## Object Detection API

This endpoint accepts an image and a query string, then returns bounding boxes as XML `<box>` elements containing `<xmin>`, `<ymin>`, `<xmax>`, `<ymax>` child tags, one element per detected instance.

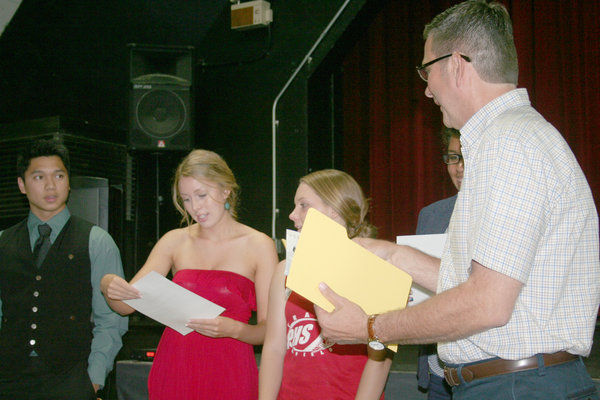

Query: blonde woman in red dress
<box><xmin>101</xmin><ymin>149</ymin><xmax>278</xmax><ymax>399</ymax></box>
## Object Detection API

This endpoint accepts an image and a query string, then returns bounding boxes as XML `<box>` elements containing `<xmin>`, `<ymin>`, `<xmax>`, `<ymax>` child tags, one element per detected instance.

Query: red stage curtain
<box><xmin>342</xmin><ymin>0</ymin><xmax>600</xmax><ymax>241</ymax></box>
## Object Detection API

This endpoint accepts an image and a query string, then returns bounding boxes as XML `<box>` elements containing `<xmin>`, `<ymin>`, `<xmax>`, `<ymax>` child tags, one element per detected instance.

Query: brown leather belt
<box><xmin>443</xmin><ymin>351</ymin><xmax>578</xmax><ymax>387</ymax></box>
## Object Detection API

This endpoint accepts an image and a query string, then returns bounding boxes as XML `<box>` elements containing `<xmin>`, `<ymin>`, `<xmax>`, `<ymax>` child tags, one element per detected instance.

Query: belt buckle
<box><xmin>444</xmin><ymin>366</ymin><xmax>460</xmax><ymax>387</ymax></box>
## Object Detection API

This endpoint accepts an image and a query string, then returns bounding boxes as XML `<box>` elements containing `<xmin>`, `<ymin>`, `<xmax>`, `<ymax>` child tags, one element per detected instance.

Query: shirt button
<box><xmin>31</xmin><ymin>323</ymin><xmax>37</xmax><ymax>329</ymax></box>
<box><xmin>69</xmin><ymin>315</ymin><xmax>76</xmax><ymax>321</ymax></box>
<box><xmin>32</xmin><ymin>306</ymin><xmax>38</xmax><ymax>312</ymax></box>
<box><xmin>33</xmin><ymin>291</ymin><xmax>39</xmax><ymax>297</ymax></box>
<box><xmin>35</xmin><ymin>275</ymin><xmax>42</xmax><ymax>281</ymax></box>
<box><xmin>29</xmin><ymin>339</ymin><xmax>36</xmax><ymax>346</ymax></box>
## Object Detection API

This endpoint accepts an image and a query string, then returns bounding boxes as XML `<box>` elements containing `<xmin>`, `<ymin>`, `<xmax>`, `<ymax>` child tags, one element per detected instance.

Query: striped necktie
<box><xmin>33</xmin><ymin>224</ymin><xmax>52</xmax><ymax>268</ymax></box>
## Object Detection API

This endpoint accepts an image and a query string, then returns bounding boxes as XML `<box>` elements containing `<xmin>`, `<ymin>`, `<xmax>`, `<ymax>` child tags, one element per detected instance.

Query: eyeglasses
<box><xmin>416</xmin><ymin>54</ymin><xmax>471</xmax><ymax>82</ymax></box>
<box><xmin>443</xmin><ymin>153</ymin><xmax>463</xmax><ymax>165</ymax></box>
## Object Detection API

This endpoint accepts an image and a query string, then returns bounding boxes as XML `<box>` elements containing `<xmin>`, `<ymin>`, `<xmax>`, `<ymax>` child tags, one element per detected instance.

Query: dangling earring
<box><xmin>224</xmin><ymin>201</ymin><xmax>231</xmax><ymax>211</ymax></box>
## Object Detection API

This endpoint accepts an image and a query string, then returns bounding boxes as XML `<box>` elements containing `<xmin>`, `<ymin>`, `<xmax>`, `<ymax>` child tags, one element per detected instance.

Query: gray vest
<box><xmin>0</xmin><ymin>216</ymin><xmax>93</xmax><ymax>374</ymax></box>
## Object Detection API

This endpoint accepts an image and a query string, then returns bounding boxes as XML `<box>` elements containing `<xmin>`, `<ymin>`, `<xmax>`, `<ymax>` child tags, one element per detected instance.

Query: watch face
<box><xmin>368</xmin><ymin>340</ymin><xmax>385</xmax><ymax>351</ymax></box>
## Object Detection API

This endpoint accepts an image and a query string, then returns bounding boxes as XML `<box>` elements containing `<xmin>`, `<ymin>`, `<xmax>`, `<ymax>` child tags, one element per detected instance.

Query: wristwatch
<box><xmin>367</xmin><ymin>314</ymin><xmax>386</xmax><ymax>359</ymax></box>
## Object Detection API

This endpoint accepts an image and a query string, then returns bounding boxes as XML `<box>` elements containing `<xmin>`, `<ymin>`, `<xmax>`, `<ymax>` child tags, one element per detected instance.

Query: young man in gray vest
<box><xmin>0</xmin><ymin>138</ymin><xmax>128</xmax><ymax>399</ymax></box>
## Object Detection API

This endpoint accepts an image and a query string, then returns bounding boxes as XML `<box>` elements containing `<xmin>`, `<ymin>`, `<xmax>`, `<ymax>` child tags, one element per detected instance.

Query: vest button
<box><xmin>29</xmin><ymin>339</ymin><xmax>36</xmax><ymax>346</ymax></box>
<box><xmin>70</xmin><ymin>315</ymin><xmax>76</xmax><ymax>321</ymax></box>
<box><xmin>33</xmin><ymin>291</ymin><xmax>39</xmax><ymax>297</ymax></box>
<box><xmin>35</xmin><ymin>275</ymin><xmax>42</xmax><ymax>281</ymax></box>
<box><xmin>31</xmin><ymin>323</ymin><xmax>37</xmax><ymax>329</ymax></box>
<box><xmin>32</xmin><ymin>306</ymin><xmax>38</xmax><ymax>312</ymax></box>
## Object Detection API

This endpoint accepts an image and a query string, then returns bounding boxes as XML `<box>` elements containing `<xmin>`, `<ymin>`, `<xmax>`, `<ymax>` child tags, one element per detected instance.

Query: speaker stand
<box><xmin>153</xmin><ymin>153</ymin><xmax>162</xmax><ymax>242</ymax></box>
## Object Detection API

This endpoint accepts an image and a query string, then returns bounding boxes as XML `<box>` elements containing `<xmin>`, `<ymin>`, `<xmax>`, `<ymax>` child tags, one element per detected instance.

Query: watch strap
<box><xmin>367</xmin><ymin>314</ymin><xmax>387</xmax><ymax>361</ymax></box>
<box><xmin>368</xmin><ymin>314</ymin><xmax>380</xmax><ymax>342</ymax></box>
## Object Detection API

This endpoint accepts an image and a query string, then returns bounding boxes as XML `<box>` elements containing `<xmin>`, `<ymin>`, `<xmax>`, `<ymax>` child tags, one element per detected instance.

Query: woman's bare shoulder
<box><xmin>158</xmin><ymin>226</ymin><xmax>191</xmax><ymax>246</ymax></box>
<box><xmin>237</xmin><ymin>223</ymin><xmax>275</xmax><ymax>247</ymax></box>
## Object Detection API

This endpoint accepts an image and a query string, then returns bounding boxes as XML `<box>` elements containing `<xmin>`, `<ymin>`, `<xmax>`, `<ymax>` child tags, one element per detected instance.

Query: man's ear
<box><xmin>17</xmin><ymin>177</ymin><xmax>26</xmax><ymax>194</ymax></box>
<box><xmin>452</xmin><ymin>52</ymin><xmax>467</xmax><ymax>87</ymax></box>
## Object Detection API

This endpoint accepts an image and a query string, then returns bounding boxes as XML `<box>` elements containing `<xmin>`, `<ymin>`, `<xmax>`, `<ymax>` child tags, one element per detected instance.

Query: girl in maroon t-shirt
<box><xmin>259</xmin><ymin>169</ymin><xmax>390</xmax><ymax>400</ymax></box>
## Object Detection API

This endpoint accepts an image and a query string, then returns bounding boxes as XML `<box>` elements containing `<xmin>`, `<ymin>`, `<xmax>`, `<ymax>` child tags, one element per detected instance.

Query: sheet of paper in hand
<box><xmin>284</xmin><ymin>228</ymin><xmax>300</xmax><ymax>276</ymax></box>
<box><xmin>395</xmin><ymin>234</ymin><xmax>446</xmax><ymax>306</ymax></box>
<box><xmin>123</xmin><ymin>271</ymin><xmax>225</xmax><ymax>335</ymax></box>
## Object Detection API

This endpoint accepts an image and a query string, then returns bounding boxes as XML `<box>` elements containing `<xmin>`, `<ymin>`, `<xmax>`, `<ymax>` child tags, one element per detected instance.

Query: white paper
<box><xmin>123</xmin><ymin>271</ymin><xmax>225</xmax><ymax>335</ymax></box>
<box><xmin>396</xmin><ymin>234</ymin><xmax>446</xmax><ymax>306</ymax></box>
<box><xmin>284</xmin><ymin>229</ymin><xmax>300</xmax><ymax>276</ymax></box>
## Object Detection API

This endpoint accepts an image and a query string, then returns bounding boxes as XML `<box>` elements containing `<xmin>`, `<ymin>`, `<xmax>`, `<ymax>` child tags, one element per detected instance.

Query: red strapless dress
<box><xmin>148</xmin><ymin>269</ymin><xmax>258</xmax><ymax>400</ymax></box>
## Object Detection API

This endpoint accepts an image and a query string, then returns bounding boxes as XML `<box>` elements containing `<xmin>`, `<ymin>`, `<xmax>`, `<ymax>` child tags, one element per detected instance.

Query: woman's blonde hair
<box><xmin>300</xmin><ymin>169</ymin><xmax>376</xmax><ymax>239</ymax></box>
<box><xmin>172</xmin><ymin>149</ymin><xmax>240</xmax><ymax>226</ymax></box>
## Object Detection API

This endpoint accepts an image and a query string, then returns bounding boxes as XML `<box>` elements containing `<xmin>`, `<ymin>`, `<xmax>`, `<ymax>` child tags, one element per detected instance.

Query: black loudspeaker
<box><xmin>128</xmin><ymin>44</ymin><xmax>194</xmax><ymax>151</ymax></box>
<box><xmin>68</xmin><ymin>176</ymin><xmax>109</xmax><ymax>231</ymax></box>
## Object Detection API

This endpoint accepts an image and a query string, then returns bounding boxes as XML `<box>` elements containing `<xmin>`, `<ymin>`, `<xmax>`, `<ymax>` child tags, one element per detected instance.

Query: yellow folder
<box><xmin>286</xmin><ymin>208</ymin><xmax>412</xmax><ymax>350</ymax></box>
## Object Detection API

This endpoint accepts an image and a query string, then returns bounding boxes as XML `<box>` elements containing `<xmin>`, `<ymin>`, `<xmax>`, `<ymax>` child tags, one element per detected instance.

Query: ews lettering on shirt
<box><xmin>287</xmin><ymin>312</ymin><xmax>333</xmax><ymax>356</ymax></box>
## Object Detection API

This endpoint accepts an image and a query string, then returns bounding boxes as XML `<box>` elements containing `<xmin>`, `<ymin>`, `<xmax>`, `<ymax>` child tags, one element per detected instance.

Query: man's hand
<box><xmin>93</xmin><ymin>383</ymin><xmax>103</xmax><ymax>400</ymax></box>
<box><xmin>314</xmin><ymin>282</ymin><xmax>369</xmax><ymax>344</ymax></box>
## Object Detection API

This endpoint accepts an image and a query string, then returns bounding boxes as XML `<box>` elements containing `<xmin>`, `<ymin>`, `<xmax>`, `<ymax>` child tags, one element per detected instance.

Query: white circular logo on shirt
<box><xmin>287</xmin><ymin>312</ymin><xmax>333</xmax><ymax>356</ymax></box>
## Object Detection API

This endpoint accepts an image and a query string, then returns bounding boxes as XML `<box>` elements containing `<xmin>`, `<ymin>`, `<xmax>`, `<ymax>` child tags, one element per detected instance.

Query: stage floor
<box><xmin>107</xmin><ymin>316</ymin><xmax>600</xmax><ymax>399</ymax></box>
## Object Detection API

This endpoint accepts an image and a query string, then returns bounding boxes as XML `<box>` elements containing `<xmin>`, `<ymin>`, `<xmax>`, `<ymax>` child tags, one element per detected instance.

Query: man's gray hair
<box><xmin>423</xmin><ymin>0</ymin><xmax>518</xmax><ymax>85</ymax></box>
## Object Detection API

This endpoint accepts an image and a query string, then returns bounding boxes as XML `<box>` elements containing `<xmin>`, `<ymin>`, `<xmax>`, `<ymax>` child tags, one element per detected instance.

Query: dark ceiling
<box><xmin>0</xmin><ymin>0</ymin><xmax>229</xmax><ymax>133</ymax></box>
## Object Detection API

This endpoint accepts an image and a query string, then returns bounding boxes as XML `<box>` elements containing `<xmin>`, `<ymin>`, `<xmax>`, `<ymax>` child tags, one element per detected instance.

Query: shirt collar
<box><xmin>460</xmin><ymin>88</ymin><xmax>530</xmax><ymax>160</ymax></box>
<box><xmin>27</xmin><ymin>207</ymin><xmax>71</xmax><ymax>242</ymax></box>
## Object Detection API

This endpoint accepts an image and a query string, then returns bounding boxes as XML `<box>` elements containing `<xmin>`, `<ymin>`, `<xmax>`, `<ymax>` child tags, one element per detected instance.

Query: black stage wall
<box><xmin>0</xmin><ymin>1</ymin><xmax>384</xmax><ymax>275</ymax></box>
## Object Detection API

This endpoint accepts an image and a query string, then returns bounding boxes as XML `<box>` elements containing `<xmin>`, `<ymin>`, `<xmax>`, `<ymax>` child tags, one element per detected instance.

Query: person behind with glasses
<box><xmin>415</xmin><ymin>127</ymin><xmax>461</xmax><ymax>400</ymax></box>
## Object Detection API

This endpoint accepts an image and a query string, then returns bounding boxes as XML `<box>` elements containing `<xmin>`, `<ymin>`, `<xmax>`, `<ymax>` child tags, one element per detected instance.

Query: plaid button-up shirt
<box><xmin>438</xmin><ymin>89</ymin><xmax>600</xmax><ymax>364</ymax></box>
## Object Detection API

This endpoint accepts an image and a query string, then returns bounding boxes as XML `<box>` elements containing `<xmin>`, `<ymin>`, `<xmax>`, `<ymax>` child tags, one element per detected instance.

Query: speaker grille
<box><xmin>128</xmin><ymin>44</ymin><xmax>194</xmax><ymax>152</ymax></box>
<box><xmin>136</xmin><ymin>88</ymin><xmax>187</xmax><ymax>139</ymax></box>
